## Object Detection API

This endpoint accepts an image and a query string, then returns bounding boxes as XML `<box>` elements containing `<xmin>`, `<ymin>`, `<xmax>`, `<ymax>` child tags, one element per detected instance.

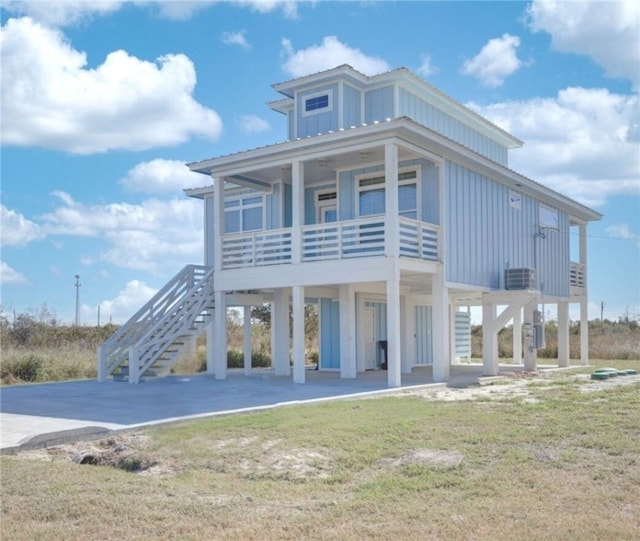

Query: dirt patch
<box><xmin>378</xmin><ymin>448</ymin><xmax>464</xmax><ymax>468</ymax></box>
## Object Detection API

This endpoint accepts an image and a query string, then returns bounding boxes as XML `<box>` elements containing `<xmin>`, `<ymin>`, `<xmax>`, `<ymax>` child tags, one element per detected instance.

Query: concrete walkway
<box><xmin>0</xmin><ymin>366</ymin><xmax>492</xmax><ymax>452</ymax></box>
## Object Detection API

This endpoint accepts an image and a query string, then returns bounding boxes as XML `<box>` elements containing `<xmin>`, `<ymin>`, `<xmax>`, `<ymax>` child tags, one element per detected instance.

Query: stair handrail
<box><xmin>97</xmin><ymin>264</ymin><xmax>210</xmax><ymax>380</ymax></box>
<box><xmin>129</xmin><ymin>266</ymin><xmax>215</xmax><ymax>382</ymax></box>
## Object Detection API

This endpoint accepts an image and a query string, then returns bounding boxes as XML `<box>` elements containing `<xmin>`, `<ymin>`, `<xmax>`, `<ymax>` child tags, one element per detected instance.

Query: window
<box><xmin>357</xmin><ymin>169</ymin><xmax>419</xmax><ymax>219</ymax></box>
<box><xmin>224</xmin><ymin>195</ymin><xmax>264</xmax><ymax>233</ymax></box>
<box><xmin>316</xmin><ymin>190</ymin><xmax>337</xmax><ymax>223</ymax></box>
<box><xmin>539</xmin><ymin>204</ymin><xmax>559</xmax><ymax>229</ymax></box>
<box><xmin>302</xmin><ymin>90</ymin><xmax>333</xmax><ymax>116</ymax></box>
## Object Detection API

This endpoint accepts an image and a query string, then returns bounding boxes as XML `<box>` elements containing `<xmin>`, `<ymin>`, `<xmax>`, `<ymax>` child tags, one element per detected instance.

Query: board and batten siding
<box><xmin>320</xmin><ymin>298</ymin><xmax>340</xmax><ymax>369</ymax></box>
<box><xmin>296</xmin><ymin>84</ymin><xmax>340</xmax><ymax>137</ymax></box>
<box><xmin>398</xmin><ymin>88</ymin><xmax>509</xmax><ymax>166</ymax></box>
<box><xmin>343</xmin><ymin>83</ymin><xmax>362</xmax><ymax>129</ymax></box>
<box><xmin>364</xmin><ymin>86</ymin><xmax>394</xmax><ymax>124</ymax></box>
<box><xmin>445</xmin><ymin>162</ymin><xmax>570</xmax><ymax>298</ymax></box>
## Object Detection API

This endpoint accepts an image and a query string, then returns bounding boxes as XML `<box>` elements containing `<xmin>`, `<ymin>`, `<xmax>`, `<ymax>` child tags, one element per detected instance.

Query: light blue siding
<box><xmin>297</xmin><ymin>84</ymin><xmax>339</xmax><ymax>138</ymax></box>
<box><xmin>303</xmin><ymin>183</ymin><xmax>335</xmax><ymax>225</ymax></box>
<box><xmin>320</xmin><ymin>298</ymin><xmax>340</xmax><ymax>369</ymax></box>
<box><xmin>283</xmin><ymin>183</ymin><xmax>292</xmax><ymax>227</ymax></box>
<box><xmin>445</xmin><ymin>162</ymin><xmax>570</xmax><ymax>297</ymax></box>
<box><xmin>364</xmin><ymin>86</ymin><xmax>394</xmax><ymax>123</ymax></box>
<box><xmin>415</xmin><ymin>305</ymin><xmax>433</xmax><ymax>365</ymax></box>
<box><xmin>398</xmin><ymin>88</ymin><xmax>508</xmax><ymax>166</ymax></box>
<box><xmin>343</xmin><ymin>84</ymin><xmax>361</xmax><ymax>128</ymax></box>
<box><xmin>266</xmin><ymin>183</ymin><xmax>280</xmax><ymax>230</ymax></box>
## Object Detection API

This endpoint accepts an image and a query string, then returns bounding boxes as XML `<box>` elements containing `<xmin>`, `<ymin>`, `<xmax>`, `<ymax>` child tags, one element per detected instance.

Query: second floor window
<box><xmin>224</xmin><ymin>195</ymin><xmax>264</xmax><ymax>233</ymax></box>
<box><xmin>358</xmin><ymin>169</ymin><xmax>419</xmax><ymax>219</ymax></box>
<box><xmin>302</xmin><ymin>90</ymin><xmax>333</xmax><ymax>116</ymax></box>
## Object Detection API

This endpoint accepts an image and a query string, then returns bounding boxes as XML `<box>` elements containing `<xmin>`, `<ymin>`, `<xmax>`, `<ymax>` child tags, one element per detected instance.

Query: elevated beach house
<box><xmin>98</xmin><ymin>65</ymin><xmax>601</xmax><ymax>385</ymax></box>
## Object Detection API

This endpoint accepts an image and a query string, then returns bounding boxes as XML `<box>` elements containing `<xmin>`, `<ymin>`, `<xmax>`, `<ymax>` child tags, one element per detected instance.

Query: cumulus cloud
<box><xmin>281</xmin><ymin>36</ymin><xmax>390</xmax><ymax>78</ymax></box>
<box><xmin>461</xmin><ymin>33</ymin><xmax>523</xmax><ymax>87</ymax></box>
<box><xmin>469</xmin><ymin>87</ymin><xmax>640</xmax><ymax>206</ymax></box>
<box><xmin>527</xmin><ymin>0</ymin><xmax>640</xmax><ymax>89</ymax></box>
<box><xmin>83</xmin><ymin>279</ymin><xmax>158</xmax><ymax>324</ymax></box>
<box><xmin>2</xmin><ymin>0</ymin><xmax>124</xmax><ymax>27</ymax></box>
<box><xmin>606</xmin><ymin>224</ymin><xmax>640</xmax><ymax>247</ymax></box>
<box><xmin>221</xmin><ymin>30</ymin><xmax>250</xmax><ymax>50</ymax></box>
<box><xmin>417</xmin><ymin>54</ymin><xmax>437</xmax><ymax>78</ymax></box>
<box><xmin>0</xmin><ymin>17</ymin><xmax>222</xmax><ymax>154</ymax></box>
<box><xmin>120</xmin><ymin>159</ymin><xmax>206</xmax><ymax>193</ymax></box>
<box><xmin>39</xmin><ymin>192</ymin><xmax>203</xmax><ymax>272</ymax></box>
<box><xmin>0</xmin><ymin>261</ymin><xmax>28</xmax><ymax>285</ymax></box>
<box><xmin>237</xmin><ymin>115</ymin><xmax>271</xmax><ymax>134</ymax></box>
<box><xmin>0</xmin><ymin>205</ymin><xmax>44</xmax><ymax>247</ymax></box>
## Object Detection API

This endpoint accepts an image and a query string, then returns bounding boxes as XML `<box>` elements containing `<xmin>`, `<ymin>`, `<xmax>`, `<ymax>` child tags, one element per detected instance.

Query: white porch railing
<box><xmin>221</xmin><ymin>217</ymin><xmax>439</xmax><ymax>269</ymax></box>
<box><xmin>570</xmin><ymin>261</ymin><xmax>585</xmax><ymax>288</ymax></box>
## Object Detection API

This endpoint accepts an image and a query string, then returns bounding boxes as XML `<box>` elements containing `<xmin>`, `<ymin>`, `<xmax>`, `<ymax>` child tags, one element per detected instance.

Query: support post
<box><xmin>243</xmin><ymin>305</ymin><xmax>252</xmax><ymax>376</ymax></box>
<box><xmin>128</xmin><ymin>346</ymin><xmax>140</xmax><ymax>384</ymax></box>
<box><xmin>97</xmin><ymin>346</ymin><xmax>106</xmax><ymax>382</ymax></box>
<box><xmin>292</xmin><ymin>286</ymin><xmax>305</xmax><ymax>384</ymax></box>
<box><xmin>272</xmin><ymin>288</ymin><xmax>290</xmax><ymax>376</ymax></box>
<box><xmin>523</xmin><ymin>298</ymin><xmax>538</xmax><ymax>372</ymax></box>
<box><xmin>512</xmin><ymin>307</ymin><xmax>523</xmax><ymax>364</ymax></box>
<box><xmin>482</xmin><ymin>300</ymin><xmax>498</xmax><ymax>376</ymax></box>
<box><xmin>213</xmin><ymin>290</ymin><xmax>227</xmax><ymax>379</ymax></box>
<box><xmin>402</xmin><ymin>294</ymin><xmax>415</xmax><ymax>374</ymax></box>
<box><xmin>291</xmin><ymin>161</ymin><xmax>304</xmax><ymax>264</ymax></box>
<box><xmin>386</xmin><ymin>277</ymin><xmax>402</xmax><ymax>387</ymax></box>
<box><xmin>579</xmin><ymin>223</ymin><xmax>589</xmax><ymax>365</ymax></box>
<box><xmin>339</xmin><ymin>284</ymin><xmax>356</xmax><ymax>379</ymax></box>
<box><xmin>558</xmin><ymin>301</ymin><xmax>570</xmax><ymax>367</ymax></box>
<box><xmin>432</xmin><ymin>271</ymin><xmax>450</xmax><ymax>382</ymax></box>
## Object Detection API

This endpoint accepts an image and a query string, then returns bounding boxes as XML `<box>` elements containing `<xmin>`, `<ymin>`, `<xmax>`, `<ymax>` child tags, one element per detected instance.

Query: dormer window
<box><xmin>302</xmin><ymin>90</ymin><xmax>332</xmax><ymax>116</ymax></box>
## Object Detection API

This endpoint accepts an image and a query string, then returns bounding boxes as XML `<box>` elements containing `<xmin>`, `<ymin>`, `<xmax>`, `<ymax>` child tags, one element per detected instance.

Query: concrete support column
<box><xmin>580</xmin><ymin>298</ymin><xmax>589</xmax><ymax>365</ymax></box>
<box><xmin>339</xmin><ymin>284</ymin><xmax>356</xmax><ymax>379</ymax></box>
<box><xmin>243</xmin><ymin>305</ymin><xmax>252</xmax><ymax>376</ymax></box>
<box><xmin>558</xmin><ymin>301</ymin><xmax>570</xmax><ymax>367</ymax></box>
<box><xmin>512</xmin><ymin>308</ymin><xmax>522</xmax><ymax>364</ymax></box>
<box><xmin>292</xmin><ymin>286</ymin><xmax>305</xmax><ymax>384</ymax></box>
<box><xmin>432</xmin><ymin>272</ymin><xmax>451</xmax><ymax>382</ymax></box>
<box><xmin>272</xmin><ymin>288</ymin><xmax>290</xmax><ymax>376</ymax></box>
<box><xmin>386</xmin><ymin>277</ymin><xmax>402</xmax><ymax>388</ymax></box>
<box><xmin>213</xmin><ymin>290</ymin><xmax>227</xmax><ymax>380</ymax></box>
<box><xmin>482</xmin><ymin>301</ymin><xmax>498</xmax><ymax>376</ymax></box>
<box><xmin>523</xmin><ymin>299</ymin><xmax>538</xmax><ymax>372</ymax></box>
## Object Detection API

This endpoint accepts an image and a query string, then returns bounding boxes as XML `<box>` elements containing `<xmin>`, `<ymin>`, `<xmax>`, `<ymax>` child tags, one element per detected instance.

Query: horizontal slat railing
<box><xmin>220</xmin><ymin>218</ymin><xmax>439</xmax><ymax>269</ymax></box>
<box><xmin>570</xmin><ymin>261</ymin><xmax>585</xmax><ymax>288</ymax></box>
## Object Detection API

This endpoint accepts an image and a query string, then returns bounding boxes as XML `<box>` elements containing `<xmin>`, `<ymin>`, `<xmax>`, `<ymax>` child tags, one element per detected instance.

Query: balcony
<box><xmin>220</xmin><ymin>216</ymin><xmax>439</xmax><ymax>270</ymax></box>
<box><xmin>570</xmin><ymin>261</ymin><xmax>585</xmax><ymax>288</ymax></box>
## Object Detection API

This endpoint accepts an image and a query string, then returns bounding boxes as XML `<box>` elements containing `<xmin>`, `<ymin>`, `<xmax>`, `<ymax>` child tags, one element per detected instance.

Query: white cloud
<box><xmin>120</xmin><ymin>159</ymin><xmax>206</xmax><ymax>193</ymax></box>
<box><xmin>461</xmin><ymin>33</ymin><xmax>523</xmax><ymax>87</ymax></box>
<box><xmin>237</xmin><ymin>115</ymin><xmax>271</xmax><ymax>134</ymax></box>
<box><xmin>0</xmin><ymin>205</ymin><xmax>44</xmax><ymax>246</ymax></box>
<box><xmin>417</xmin><ymin>54</ymin><xmax>437</xmax><ymax>78</ymax></box>
<box><xmin>469</xmin><ymin>87</ymin><xmax>640</xmax><ymax>206</ymax></box>
<box><xmin>606</xmin><ymin>224</ymin><xmax>640</xmax><ymax>247</ymax></box>
<box><xmin>281</xmin><ymin>36</ymin><xmax>390</xmax><ymax>78</ymax></box>
<box><xmin>158</xmin><ymin>0</ymin><xmax>300</xmax><ymax>20</ymax></box>
<box><xmin>84</xmin><ymin>279</ymin><xmax>158</xmax><ymax>324</ymax></box>
<box><xmin>40</xmin><ymin>192</ymin><xmax>203</xmax><ymax>272</ymax></box>
<box><xmin>2</xmin><ymin>1</ymin><xmax>125</xmax><ymax>27</ymax></box>
<box><xmin>221</xmin><ymin>30</ymin><xmax>250</xmax><ymax>50</ymax></box>
<box><xmin>0</xmin><ymin>261</ymin><xmax>28</xmax><ymax>285</ymax></box>
<box><xmin>527</xmin><ymin>0</ymin><xmax>640</xmax><ymax>89</ymax></box>
<box><xmin>0</xmin><ymin>17</ymin><xmax>222</xmax><ymax>154</ymax></box>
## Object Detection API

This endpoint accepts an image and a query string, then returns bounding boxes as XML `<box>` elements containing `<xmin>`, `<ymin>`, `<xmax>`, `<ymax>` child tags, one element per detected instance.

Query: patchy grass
<box><xmin>2</xmin><ymin>373</ymin><xmax>639</xmax><ymax>540</ymax></box>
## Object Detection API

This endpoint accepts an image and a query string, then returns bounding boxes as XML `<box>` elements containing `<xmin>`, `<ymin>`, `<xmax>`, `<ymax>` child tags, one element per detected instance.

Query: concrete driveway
<box><xmin>0</xmin><ymin>366</ymin><xmax>487</xmax><ymax>452</ymax></box>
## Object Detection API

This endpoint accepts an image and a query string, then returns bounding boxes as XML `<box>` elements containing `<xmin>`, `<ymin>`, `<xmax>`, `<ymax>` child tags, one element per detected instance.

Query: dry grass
<box><xmin>2</xmin><ymin>370</ymin><xmax>639</xmax><ymax>540</ymax></box>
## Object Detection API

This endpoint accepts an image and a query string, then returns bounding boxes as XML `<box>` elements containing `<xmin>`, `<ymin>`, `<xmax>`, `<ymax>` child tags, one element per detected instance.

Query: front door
<box><xmin>362</xmin><ymin>308</ymin><xmax>376</xmax><ymax>370</ymax></box>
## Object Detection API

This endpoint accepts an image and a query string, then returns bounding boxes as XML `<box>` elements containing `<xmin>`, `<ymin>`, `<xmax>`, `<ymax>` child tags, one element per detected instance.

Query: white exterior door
<box><xmin>362</xmin><ymin>308</ymin><xmax>376</xmax><ymax>370</ymax></box>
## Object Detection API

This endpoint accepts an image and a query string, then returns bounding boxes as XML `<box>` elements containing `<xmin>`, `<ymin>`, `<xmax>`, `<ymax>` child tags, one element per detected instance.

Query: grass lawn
<box><xmin>1</xmin><ymin>367</ymin><xmax>639</xmax><ymax>540</ymax></box>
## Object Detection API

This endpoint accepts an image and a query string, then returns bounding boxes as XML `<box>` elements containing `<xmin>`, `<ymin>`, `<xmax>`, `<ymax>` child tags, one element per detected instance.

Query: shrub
<box><xmin>1</xmin><ymin>354</ymin><xmax>44</xmax><ymax>382</ymax></box>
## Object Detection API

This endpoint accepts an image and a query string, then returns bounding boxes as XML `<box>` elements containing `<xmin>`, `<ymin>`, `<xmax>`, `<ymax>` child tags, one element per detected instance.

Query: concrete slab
<box><xmin>0</xmin><ymin>365</ymin><xmax>516</xmax><ymax>452</ymax></box>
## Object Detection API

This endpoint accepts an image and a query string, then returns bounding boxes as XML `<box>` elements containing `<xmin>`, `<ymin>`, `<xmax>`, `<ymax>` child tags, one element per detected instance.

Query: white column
<box><xmin>204</xmin><ymin>194</ymin><xmax>215</xmax><ymax>268</ymax></box>
<box><xmin>512</xmin><ymin>308</ymin><xmax>523</xmax><ymax>364</ymax></box>
<box><xmin>579</xmin><ymin>223</ymin><xmax>589</xmax><ymax>365</ymax></box>
<box><xmin>272</xmin><ymin>288</ymin><xmax>290</xmax><ymax>376</ymax></box>
<box><xmin>384</xmin><ymin>143</ymin><xmax>399</xmax><ymax>258</ymax></box>
<box><xmin>523</xmin><ymin>299</ymin><xmax>538</xmax><ymax>372</ymax></box>
<box><xmin>339</xmin><ymin>284</ymin><xmax>357</xmax><ymax>379</ymax></box>
<box><xmin>292</xmin><ymin>286</ymin><xmax>305</xmax><ymax>384</ymax></box>
<box><xmin>402</xmin><ymin>295</ymin><xmax>415</xmax><ymax>374</ymax></box>
<box><xmin>243</xmin><ymin>305</ymin><xmax>252</xmax><ymax>376</ymax></box>
<box><xmin>482</xmin><ymin>300</ymin><xmax>498</xmax><ymax>376</ymax></box>
<box><xmin>386</xmin><ymin>277</ymin><xmax>402</xmax><ymax>387</ymax></box>
<box><xmin>213</xmin><ymin>177</ymin><xmax>225</xmax><ymax>272</ymax></box>
<box><xmin>558</xmin><ymin>301</ymin><xmax>570</xmax><ymax>367</ymax></box>
<box><xmin>291</xmin><ymin>161</ymin><xmax>304</xmax><ymax>264</ymax></box>
<box><xmin>213</xmin><ymin>289</ymin><xmax>227</xmax><ymax>380</ymax></box>
<box><xmin>206</xmin><ymin>319</ymin><xmax>215</xmax><ymax>375</ymax></box>
<box><xmin>432</xmin><ymin>271</ymin><xmax>450</xmax><ymax>382</ymax></box>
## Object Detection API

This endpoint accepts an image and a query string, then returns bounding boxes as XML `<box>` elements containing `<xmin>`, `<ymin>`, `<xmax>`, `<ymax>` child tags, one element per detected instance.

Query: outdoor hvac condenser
<box><xmin>505</xmin><ymin>268</ymin><xmax>537</xmax><ymax>290</ymax></box>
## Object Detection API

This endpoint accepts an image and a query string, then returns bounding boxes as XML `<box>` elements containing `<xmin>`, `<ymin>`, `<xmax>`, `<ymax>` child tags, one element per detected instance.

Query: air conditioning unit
<box><xmin>505</xmin><ymin>268</ymin><xmax>536</xmax><ymax>290</ymax></box>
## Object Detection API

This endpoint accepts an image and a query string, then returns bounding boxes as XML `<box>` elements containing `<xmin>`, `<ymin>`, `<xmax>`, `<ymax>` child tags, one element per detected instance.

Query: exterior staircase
<box><xmin>97</xmin><ymin>265</ymin><xmax>215</xmax><ymax>383</ymax></box>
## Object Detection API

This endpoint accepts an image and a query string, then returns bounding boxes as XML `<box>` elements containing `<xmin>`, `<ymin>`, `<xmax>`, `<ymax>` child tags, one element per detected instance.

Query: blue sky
<box><xmin>1</xmin><ymin>0</ymin><xmax>638</xmax><ymax>325</ymax></box>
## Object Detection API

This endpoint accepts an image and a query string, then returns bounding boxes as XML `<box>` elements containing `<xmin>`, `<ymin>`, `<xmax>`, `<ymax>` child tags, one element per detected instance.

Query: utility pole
<box><xmin>600</xmin><ymin>301</ymin><xmax>604</xmax><ymax>322</ymax></box>
<box><xmin>74</xmin><ymin>274</ymin><xmax>81</xmax><ymax>326</ymax></box>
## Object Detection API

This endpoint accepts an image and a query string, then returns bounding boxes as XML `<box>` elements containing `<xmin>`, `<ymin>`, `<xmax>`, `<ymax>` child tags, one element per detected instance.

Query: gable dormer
<box><xmin>269</xmin><ymin>65</ymin><xmax>522</xmax><ymax>167</ymax></box>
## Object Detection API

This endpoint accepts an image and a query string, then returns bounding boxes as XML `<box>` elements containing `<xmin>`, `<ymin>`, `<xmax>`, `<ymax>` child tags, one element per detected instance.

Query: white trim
<box><xmin>355</xmin><ymin>165</ymin><xmax>421</xmax><ymax>220</ymax></box>
<box><xmin>301</xmin><ymin>89</ymin><xmax>334</xmax><ymax>117</ymax></box>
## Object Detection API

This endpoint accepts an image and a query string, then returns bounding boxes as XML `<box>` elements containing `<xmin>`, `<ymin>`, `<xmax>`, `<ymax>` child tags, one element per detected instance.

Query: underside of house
<box><xmin>97</xmin><ymin>65</ymin><xmax>601</xmax><ymax>386</ymax></box>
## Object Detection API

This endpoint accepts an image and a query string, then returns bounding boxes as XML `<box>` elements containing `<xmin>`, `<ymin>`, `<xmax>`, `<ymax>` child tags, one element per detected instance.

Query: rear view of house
<box><xmin>98</xmin><ymin>65</ymin><xmax>601</xmax><ymax>385</ymax></box>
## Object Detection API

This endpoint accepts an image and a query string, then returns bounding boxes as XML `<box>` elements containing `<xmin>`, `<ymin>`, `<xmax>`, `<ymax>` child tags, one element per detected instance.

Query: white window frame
<box><xmin>302</xmin><ymin>90</ymin><xmax>333</xmax><ymax>117</ymax></box>
<box><xmin>355</xmin><ymin>167</ymin><xmax>421</xmax><ymax>220</ymax></box>
<box><xmin>315</xmin><ymin>189</ymin><xmax>338</xmax><ymax>223</ymax></box>
<box><xmin>224</xmin><ymin>193</ymin><xmax>265</xmax><ymax>233</ymax></box>
<box><xmin>539</xmin><ymin>204</ymin><xmax>559</xmax><ymax>230</ymax></box>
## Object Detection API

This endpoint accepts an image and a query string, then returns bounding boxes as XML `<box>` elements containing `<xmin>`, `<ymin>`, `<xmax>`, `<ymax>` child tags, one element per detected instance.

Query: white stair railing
<box><xmin>97</xmin><ymin>264</ymin><xmax>212</xmax><ymax>381</ymax></box>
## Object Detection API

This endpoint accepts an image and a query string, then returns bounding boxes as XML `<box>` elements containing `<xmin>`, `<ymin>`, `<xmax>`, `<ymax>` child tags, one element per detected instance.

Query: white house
<box><xmin>98</xmin><ymin>65</ymin><xmax>601</xmax><ymax>385</ymax></box>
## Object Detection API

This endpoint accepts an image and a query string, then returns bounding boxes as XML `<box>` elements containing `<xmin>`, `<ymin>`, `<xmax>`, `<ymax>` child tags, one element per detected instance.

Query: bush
<box><xmin>1</xmin><ymin>354</ymin><xmax>44</xmax><ymax>382</ymax></box>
